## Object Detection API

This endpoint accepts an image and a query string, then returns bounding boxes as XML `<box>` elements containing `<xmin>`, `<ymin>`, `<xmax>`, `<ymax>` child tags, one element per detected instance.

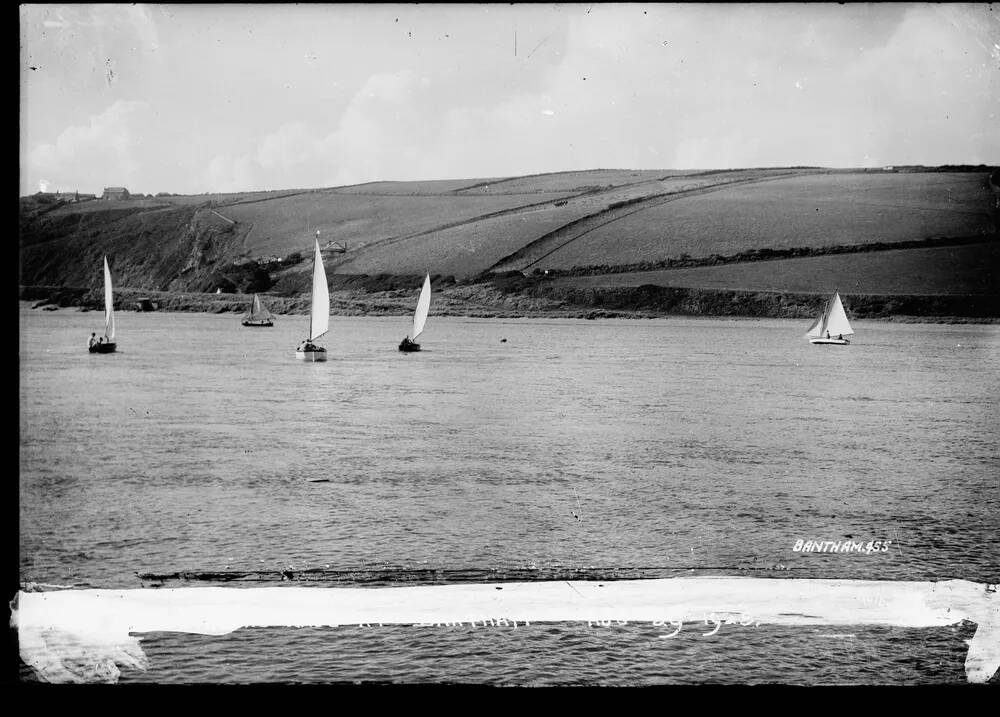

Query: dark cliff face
<box><xmin>18</xmin><ymin>199</ymin><xmax>249</xmax><ymax>292</ymax></box>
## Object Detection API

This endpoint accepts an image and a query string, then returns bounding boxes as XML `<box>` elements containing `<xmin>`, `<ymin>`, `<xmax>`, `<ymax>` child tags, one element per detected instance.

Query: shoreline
<box><xmin>18</xmin><ymin>292</ymin><xmax>1000</xmax><ymax>325</ymax></box>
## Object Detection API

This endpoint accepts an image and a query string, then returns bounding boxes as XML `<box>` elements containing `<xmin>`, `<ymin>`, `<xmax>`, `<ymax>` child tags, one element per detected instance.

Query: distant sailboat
<box><xmin>295</xmin><ymin>239</ymin><xmax>329</xmax><ymax>361</ymax></box>
<box><xmin>89</xmin><ymin>256</ymin><xmax>117</xmax><ymax>354</ymax></box>
<box><xmin>399</xmin><ymin>274</ymin><xmax>431</xmax><ymax>352</ymax></box>
<box><xmin>806</xmin><ymin>291</ymin><xmax>854</xmax><ymax>345</ymax></box>
<box><xmin>242</xmin><ymin>293</ymin><xmax>274</xmax><ymax>327</ymax></box>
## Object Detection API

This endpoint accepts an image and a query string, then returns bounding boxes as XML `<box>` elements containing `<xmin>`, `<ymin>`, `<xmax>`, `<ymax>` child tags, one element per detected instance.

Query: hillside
<box><xmin>18</xmin><ymin>165</ymin><xmax>999</xmax><ymax>318</ymax></box>
<box><xmin>550</xmin><ymin>241</ymin><xmax>1000</xmax><ymax>296</ymax></box>
<box><xmin>521</xmin><ymin>172</ymin><xmax>995</xmax><ymax>273</ymax></box>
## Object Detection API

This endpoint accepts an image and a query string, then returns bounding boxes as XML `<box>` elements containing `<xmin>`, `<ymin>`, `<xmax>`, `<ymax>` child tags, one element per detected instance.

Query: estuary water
<box><xmin>18</xmin><ymin>304</ymin><xmax>1000</xmax><ymax>684</ymax></box>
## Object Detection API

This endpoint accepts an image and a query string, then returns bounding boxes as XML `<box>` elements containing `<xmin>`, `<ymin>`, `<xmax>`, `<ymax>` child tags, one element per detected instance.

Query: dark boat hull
<box><xmin>89</xmin><ymin>342</ymin><xmax>117</xmax><ymax>354</ymax></box>
<box><xmin>399</xmin><ymin>341</ymin><xmax>421</xmax><ymax>352</ymax></box>
<box><xmin>242</xmin><ymin>320</ymin><xmax>274</xmax><ymax>327</ymax></box>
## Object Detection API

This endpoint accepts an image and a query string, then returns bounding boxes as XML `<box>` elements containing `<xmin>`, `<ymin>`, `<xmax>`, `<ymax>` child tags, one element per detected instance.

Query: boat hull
<box><xmin>399</xmin><ymin>341</ymin><xmax>422</xmax><ymax>352</ymax></box>
<box><xmin>242</xmin><ymin>320</ymin><xmax>274</xmax><ymax>327</ymax></box>
<box><xmin>809</xmin><ymin>338</ymin><xmax>850</xmax><ymax>345</ymax></box>
<box><xmin>89</xmin><ymin>342</ymin><xmax>117</xmax><ymax>354</ymax></box>
<box><xmin>296</xmin><ymin>347</ymin><xmax>327</xmax><ymax>362</ymax></box>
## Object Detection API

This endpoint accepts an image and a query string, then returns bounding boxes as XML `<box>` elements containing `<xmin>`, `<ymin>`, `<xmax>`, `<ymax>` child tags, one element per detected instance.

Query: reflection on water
<box><xmin>18</xmin><ymin>306</ymin><xmax>1000</xmax><ymax>682</ymax></box>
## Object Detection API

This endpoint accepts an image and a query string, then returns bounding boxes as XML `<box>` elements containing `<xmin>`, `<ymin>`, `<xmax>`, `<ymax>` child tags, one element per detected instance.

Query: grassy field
<box><xmin>333</xmin><ymin>170</ymin><xmax>815</xmax><ymax>277</ymax></box>
<box><xmin>170</xmin><ymin>189</ymin><xmax>315</xmax><ymax>206</ymax></box>
<box><xmin>455</xmin><ymin>168</ymin><xmax>711</xmax><ymax>194</ymax></box>
<box><xmin>531</xmin><ymin>172</ymin><xmax>996</xmax><ymax>271</ymax></box>
<box><xmin>221</xmin><ymin>189</ymin><xmax>579</xmax><ymax>257</ymax></box>
<box><xmin>46</xmin><ymin>198</ymin><xmax>174</xmax><ymax>215</ymax></box>
<box><xmin>20</xmin><ymin>167</ymin><xmax>999</xmax><ymax>319</ymax></box>
<box><xmin>326</xmin><ymin>178</ymin><xmax>505</xmax><ymax>195</ymax></box>
<box><xmin>550</xmin><ymin>241</ymin><xmax>1000</xmax><ymax>296</ymax></box>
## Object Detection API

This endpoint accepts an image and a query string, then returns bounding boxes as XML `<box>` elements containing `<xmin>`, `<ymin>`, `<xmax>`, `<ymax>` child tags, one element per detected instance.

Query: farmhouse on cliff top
<box><xmin>102</xmin><ymin>187</ymin><xmax>130</xmax><ymax>200</ymax></box>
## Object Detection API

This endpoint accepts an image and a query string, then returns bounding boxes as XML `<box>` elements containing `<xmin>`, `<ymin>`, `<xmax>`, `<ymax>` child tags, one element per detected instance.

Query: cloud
<box><xmin>27</xmin><ymin>101</ymin><xmax>155</xmax><ymax>193</ymax></box>
<box><xmin>674</xmin><ymin>135</ymin><xmax>764</xmax><ymax>172</ymax></box>
<box><xmin>26</xmin><ymin>5</ymin><xmax>997</xmax><ymax>195</ymax></box>
<box><xmin>203</xmin><ymin>154</ymin><xmax>257</xmax><ymax>194</ymax></box>
<box><xmin>197</xmin><ymin>70</ymin><xmax>439</xmax><ymax>190</ymax></box>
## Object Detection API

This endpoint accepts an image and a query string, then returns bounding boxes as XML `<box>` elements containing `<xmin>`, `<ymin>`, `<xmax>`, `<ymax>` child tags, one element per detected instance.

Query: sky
<box><xmin>19</xmin><ymin>3</ymin><xmax>1000</xmax><ymax>196</ymax></box>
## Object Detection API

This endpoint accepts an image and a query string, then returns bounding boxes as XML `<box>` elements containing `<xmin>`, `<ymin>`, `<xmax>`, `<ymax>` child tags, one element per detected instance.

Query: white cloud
<box><xmin>203</xmin><ymin>154</ymin><xmax>257</xmax><ymax>194</ymax></box>
<box><xmin>674</xmin><ymin>135</ymin><xmax>764</xmax><ymax>171</ymax></box>
<box><xmin>27</xmin><ymin>100</ymin><xmax>154</xmax><ymax>193</ymax></box>
<box><xmin>23</xmin><ymin>5</ymin><xmax>998</xmax><ymax>195</ymax></box>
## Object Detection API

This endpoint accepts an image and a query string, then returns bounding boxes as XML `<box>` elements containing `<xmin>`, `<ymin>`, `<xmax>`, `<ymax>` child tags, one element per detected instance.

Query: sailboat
<box><xmin>242</xmin><ymin>293</ymin><xmax>274</xmax><ymax>327</ymax></box>
<box><xmin>295</xmin><ymin>239</ymin><xmax>329</xmax><ymax>361</ymax></box>
<box><xmin>399</xmin><ymin>274</ymin><xmax>431</xmax><ymax>352</ymax></box>
<box><xmin>806</xmin><ymin>291</ymin><xmax>854</xmax><ymax>345</ymax></box>
<box><xmin>89</xmin><ymin>256</ymin><xmax>117</xmax><ymax>354</ymax></box>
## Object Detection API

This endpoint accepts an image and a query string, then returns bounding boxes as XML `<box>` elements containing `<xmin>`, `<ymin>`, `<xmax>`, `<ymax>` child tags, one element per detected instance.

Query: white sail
<box><xmin>252</xmin><ymin>294</ymin><xmax>261</xmax><ymax>316</ymax></box>
<box><xmin>825</xmin><ymin>292</ymin><xmax>854</xmax><ymax>336</ymax></box>
<box><xmin>805</xmin><ymin>313</ymin><xmax>824</xmax><ymax>338</ymax></box>
<box><xmin>410</xmin><ymin>274</ymin><xmax>431</xmax><ymax>340</ymax></box>
<box><xmin>308</xmin><ymin>239</ymin><xmax>329</xmax><ymax>341</ymax></box>
<box><xmin>103</xmin><ymin>256</ymin><xmax>115</xmax><ymax>341</ymax></box>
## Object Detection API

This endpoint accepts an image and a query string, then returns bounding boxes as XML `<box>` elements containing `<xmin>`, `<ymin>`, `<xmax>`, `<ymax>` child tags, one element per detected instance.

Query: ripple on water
<box><xmin>19</xmin><ymin>311</ymin><xmax>1000</xmax><ymax>681</ymax></box>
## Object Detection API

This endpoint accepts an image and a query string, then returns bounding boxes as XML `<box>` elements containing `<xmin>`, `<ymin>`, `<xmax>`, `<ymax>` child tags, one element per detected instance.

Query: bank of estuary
<box><xmin>20</xmin><ymin>167</ymin><xmax>997</xmax><ymax>322</ymax></box>
<box><xmin>20</xmin><ymin>277</ymin><xmax>1000</xmax><ymax>323</ymax></box>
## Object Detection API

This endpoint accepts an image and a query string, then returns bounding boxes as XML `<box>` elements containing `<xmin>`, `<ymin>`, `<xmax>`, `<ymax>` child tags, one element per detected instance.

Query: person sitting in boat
<box><xmin>88</xmin><ymin>332</ymin><xmax>97</xmax><ymax>350</ymax></box>
<box><xmin>400</xmin><ymin>337</ymin><xmax>414</xmax><ymax>350</ymax></box>
<box><xmin>825</xmin><ymin>330</ymin><xmax>830</xmax><ymax>339</ymax></box>
<box><xmin>298</xmin><ymin>340</ymin><xmax>317</xmax><ymax>352</ymax></box>
<box><xmin>837</xmin><ymin>334</ymin><xmax>843</xmax><ymax>340</ymax></box>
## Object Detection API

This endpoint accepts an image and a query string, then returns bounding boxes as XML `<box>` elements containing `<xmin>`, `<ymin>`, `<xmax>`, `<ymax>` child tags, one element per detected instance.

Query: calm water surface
<box><xmin>18</xmin><ymin>304</ymin><xmax>1000</xmax><ymax>683</ymax></box>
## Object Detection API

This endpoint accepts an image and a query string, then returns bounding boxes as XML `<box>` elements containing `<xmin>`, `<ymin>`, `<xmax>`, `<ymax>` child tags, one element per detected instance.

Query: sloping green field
<box><xmin>20</xmin><ymin>167</ymin><xmax>998</xmax><ymax>317</ymax></box>
<box><xmin>550</xmin><ymin>241</ymin><xmax>999</xmax><ymax>296</ymax></box>
<box><xmin>163</xmin><ymin>189</ymin><xmax>311</xmax><ymax>206</ymax></box>
<box><xmin>531</xmin><ymin>172</ymin><xmax>996</xmax><ymax>271</ymax></box>
<box><xmin>454</xmin><ymin>168</ymin><xmax>690</xmax><ymax>194</ymax></box>
<box><xmin>326</xmin><ymin>178</ymin><xmax>504</xmax><ymax>195</ymax></box>
<box><xmin>47</xmin><ymin>198</ymin><xmax>174</xmax><ymax>215</ymax></box>
<box><xmin>332</xmin><ymin>169</ymin><xmax>812</xmax><ymax>276</ymax></box>
<box><xmin>223</xmin><ymin>189</ymin><xmax>578</xmax><ymax>257</ymax></box>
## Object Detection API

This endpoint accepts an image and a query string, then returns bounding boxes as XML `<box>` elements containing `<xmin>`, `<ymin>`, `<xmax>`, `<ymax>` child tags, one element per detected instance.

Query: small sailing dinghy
<box><xmin>89</xmin><ymin>256</ymin><xmax>117</xmax><ymax>354</ymax></box>
<box><xmin>399</xmin><ymin>274</ymin><xmax>431</xmax><ymax>352</ymax></box>
<box><xmin>296</xmin><ymin>239</ymin><xmax>329</xmax><ymax>361</ymax></box>
<box><xmin>242</xmin><ymin>293</ymin><xmax>274</xmax><ymax>327</ymax></box>
<box><xmin>806</xmin><ymin>291</ymin><xmax>854</xmax><ymax>345</ymax></box>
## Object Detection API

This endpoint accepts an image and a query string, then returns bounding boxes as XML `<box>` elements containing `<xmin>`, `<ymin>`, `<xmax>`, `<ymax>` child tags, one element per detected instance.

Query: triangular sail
<box><xmin>246</xmin><ymin>293</ymin><xmax>273</xmax><ymax>321</ymax></box>
<box><xmin>824</xmin><ymin>292</ymin><xmax>854</xmax><ymax>336</ymax></box>
<box><xmin>308</xmin><ymin>239</ymin><xmax>329</xmax><ymax>341</ymax></box>
<box><xmin>410</xmin><ymin>274</ymin><xmax>431</xmax><ymax>340</ymax></box>
<box><xmin>103</xmin><ymin>256</ymin><xmax>115</xmax><ymax>341</ymax></box>
<box><xmin>805</xmin><ymin>310</ymin><xmax>825</xmax><ymax>338</ymax></box>
<box><xmin>805</xmin><ymin>292</ymin><xmax>854</xmax><ymax>338</ymax></box>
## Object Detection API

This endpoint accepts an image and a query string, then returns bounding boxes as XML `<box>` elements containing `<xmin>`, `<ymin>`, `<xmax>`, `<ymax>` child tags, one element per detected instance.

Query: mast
<box><xmin>308</xmin><ymin>250</ymin><xmax>314</xmax><ymax>339</ymax></box>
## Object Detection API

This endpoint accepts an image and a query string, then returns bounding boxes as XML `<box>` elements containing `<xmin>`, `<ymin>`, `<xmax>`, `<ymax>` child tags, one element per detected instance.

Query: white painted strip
<box><xmin>11</xmin><ymin>577</ymin><xmax>998</xmax><ymax>684</ymax></box>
